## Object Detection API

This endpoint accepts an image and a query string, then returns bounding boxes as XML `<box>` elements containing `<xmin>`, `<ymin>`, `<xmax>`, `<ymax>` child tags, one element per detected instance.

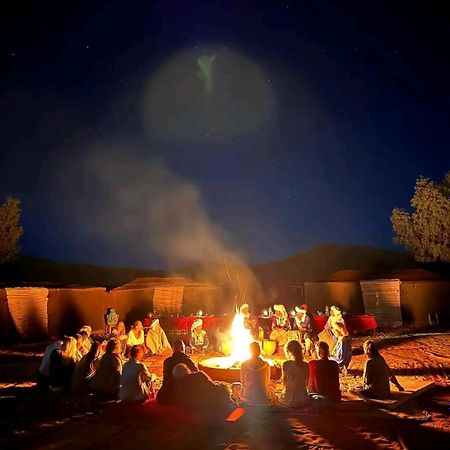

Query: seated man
<box><xmin>189</xmin><ymin>319</ymin><xmax>212</xmax><ymax>354</ymax></box>
<box><xmin>293</xmin><ymin>304</ymin><xmax>316</xmax><ymax>356</ymax></box>
<box><xmin>330</xmin><ymin>322</ymin><xmax>352</xmax><ymax>372</ymax></box>
<box><xmin>308</xmin><ymin>341</ymin><xmax>341</xmax><ymax>410</ymax></box>
<box><xmin>156</xmin><ymin>340</ymin><xmax>198</xmax><ymax>405</ymax></box>
<box><xmin>172</xmin><ymin>363</ymin><xmax>232</xmax><ymax>413</ymax></box>
<box><xmin>145</xmin><ymin>314</ymin><xmax>171</xmax><ymax>356</ymax></box>
<box><xmin>120</xmin><ymin>345</ymin><xmax>153</xmax><ymax>403</ymax></box>
<box><xmin>238</xmin><ymin>342</ymin><xmax>272</xmax><ymax>406</ymax></box>
<box><xmin>269</xmin><ymin>304</ymin><xmax>291</xmax><ymax>347</ymax></box>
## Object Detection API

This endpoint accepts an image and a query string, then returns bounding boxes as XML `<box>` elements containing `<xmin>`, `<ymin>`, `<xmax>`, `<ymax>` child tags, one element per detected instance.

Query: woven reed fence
<box><xmin>6</xmin><ymin>287</ymin><xmax>49</xmax><ymax>340</ymax></box>
<box><xmin>153</xmin><ymin>286</ymin><xmax>184</xmax><ymax>315</ymax></box>
<box><xmin>360</xmin><ymin>279</ymin><xmax>402</xmax><ymax>327</ymax></box>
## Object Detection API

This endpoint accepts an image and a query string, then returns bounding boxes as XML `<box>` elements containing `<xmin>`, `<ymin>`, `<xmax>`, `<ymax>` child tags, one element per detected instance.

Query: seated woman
<box><xmin>71</xmin><ymin>342</ymin><xmax>100</xmax><ymax>393</ymax></box>
<box><xmin>172</xmin><ymin>363</ymin><xmax>231</xmax><ymax>413</ymax></box>
<box><xmin>308</xmin><ymin>341</ymin><xmax>341</xmax><ymax>410</ymax></box>
<box><xmin>189</xmin><ymin>319</ymin><xmax>212</xmax><ymax>354</ymax></box>
<box><xmin>37</xmin><ymin>339</ymin><xmax>63</xmax><ymax>390</ymax></box>
<box><xmin>269</xmin><ymin>304</ymin><xmax>291</xmax><ymax>347</ymax></box>
<box><xmin>358</xmin><ymin>340</ymin><xmax>404</xmax><ymax>399</ymax></box>
<box><xmin>49</xmin><ymin>336</ymin><xmax>78</xmax><ymax>392</ymax></box>
<box><xmin>238</xmin><ymin>342</ymin><xmax>272</xmax><ymax>406</ymax></box>
<box><xmin>79</xmin><ymin>325</ymin><xmax>93</xmax><ymax>353</ymax></box>
<box><xmin>145</xmin><ymin>314</ymin><xmax>171</xmax><ymax>356</ymax></box>
<box><xmin>280</xmin><ymin>340</ymin><xmax>309</xmax><ymax>408</ymax></box>
<box><xmin>330</xmin><ymin>322</ymin><xmax>352</xmax><ymax>372</ymax></box>
<box><xmin>120</xmin><ymin>345</ymin><xmax>153</xmax><ymax>403</ymax></box>
<box><xmin>126</xmin><ymin>321</ymin><xmax>148</xmax><ymax>356</ymax></box>
<box><xmin>90</xmin><ymin>338</ymin><xmax>123</xmax><ymax>399</ymax></box>
<box><xmin>112</xmin><ymin>321</ymin><xmax>128</xmax><ymax>354</ymax></box>
<box><xmin>293</xmin><ymin>304</ymin><xmax>316</xmax><ymax>357</ymax></box>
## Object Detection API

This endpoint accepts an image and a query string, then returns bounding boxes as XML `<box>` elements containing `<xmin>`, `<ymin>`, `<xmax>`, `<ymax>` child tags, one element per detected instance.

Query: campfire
<box><xmin>198</xmin><ymin>312</ymin><xmax>278</xmax><ymax>382</ymax></box>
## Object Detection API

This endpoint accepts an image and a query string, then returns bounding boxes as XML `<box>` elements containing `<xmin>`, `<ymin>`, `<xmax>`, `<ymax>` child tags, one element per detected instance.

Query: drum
<box><xmin>262</xmin><ymin>339</ymin><xmax>276</xmax><ymax>357</ymax></box>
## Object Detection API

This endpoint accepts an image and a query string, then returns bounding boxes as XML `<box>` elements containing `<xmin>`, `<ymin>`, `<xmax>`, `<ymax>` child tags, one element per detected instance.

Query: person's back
<box><xmin>363</xmin><ymin>355</ymin><xmax>390</xmax><ymax>398</ymax></box>
<box><xmin>282</xmin><ymin>360</ymin><xmax>309</xmax><ymax>407</ymax></box>
<box><xmin>309</xmin><ymin>341</ymin><xmax>341</xmax><ymax>403</ymax></box>
<box><xmin>90</xmin><ymin>339</ymin><xmax>122</xmax><ymax>398</ymax></box>
<box><xmin>49</xmin><ymin>337</ymin><xmax>77</xmax><ymax>391</ymax></box>
<box><xmin>177</xmin><ymin>371</ymin><xmax>231</xmax><ymax>412</ymax></box>
<box><xmin>120</xmin><ymin>346</ymin><xmax>152</xmax><ymax>403</ymax></box>
<box><xmin>240</xmin><ymin>342</ymin><xmax>270</xmax><ymax>406</ymax></box>
<box><xmin>156</xmin><ymin>340</ymin><xmax>197</xmax><ymax>404</ymax></box>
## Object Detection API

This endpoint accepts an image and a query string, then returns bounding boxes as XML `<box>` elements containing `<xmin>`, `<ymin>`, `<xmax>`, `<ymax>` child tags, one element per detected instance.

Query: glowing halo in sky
<box><xmin>143</xmin><ymin>46</ymin><xmax>277</xmax><ymax>143</ymax></box>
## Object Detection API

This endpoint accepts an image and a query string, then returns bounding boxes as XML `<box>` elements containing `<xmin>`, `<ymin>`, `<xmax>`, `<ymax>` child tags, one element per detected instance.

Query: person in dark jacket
<box><xmin>172</xmin><ymin>363</ymin><xmax>232</xmax><ymax>413</ymax></box>
<box><xmin>156</xmin><ymin>340</ymin><xmax>198</xmax><ymax>405</ymax></box>
<box><xmin>308</xmin><ymin>341</ymin><xmax>341</xmax><ymax>411</ymax></box>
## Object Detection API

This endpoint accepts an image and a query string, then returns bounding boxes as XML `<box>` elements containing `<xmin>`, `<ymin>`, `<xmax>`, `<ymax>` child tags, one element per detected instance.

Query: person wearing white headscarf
<box><xmin>269</xmin><ymin>304</ymin><xmax>291</xmax><ymax>347</ymax></box>
<box><xmin>239</xmin><ymin>303</ymin><xmax>251</xmax><ymax>329</ymax></box>
<box><xmin>189</xmin><ymin>319</ymin><xmax>212</xmax><ymax>354</ymax></box>
<box><xmin>325</xmin><ymin>306</ymin><xmax>349</xmax><ymax>343</ymax></box>
<box><xmin>145</xmin><ymin>315</ymin><xmax>172</xmax><ymax>356</ymax></box>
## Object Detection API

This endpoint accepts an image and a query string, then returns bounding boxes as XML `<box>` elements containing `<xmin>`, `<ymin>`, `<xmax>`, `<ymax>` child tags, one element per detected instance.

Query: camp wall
<box><xmin>400</xmin><ymin>281</ymin><xmax>450</xmax><ymax>327</ymax></box>
<box><xmin>109</xmin><ymin>289</ymin><xmax>154</xmax><ymax>327</ymax></box>
<box><xmin>304</xmin><ymin>281</ymin><xmax>364</xmax><ymax>314</ymax></box>
<box><xmin>47</xmin><ymin>288</ymin><xmax>107</xmax><ymax>336</ymax></box>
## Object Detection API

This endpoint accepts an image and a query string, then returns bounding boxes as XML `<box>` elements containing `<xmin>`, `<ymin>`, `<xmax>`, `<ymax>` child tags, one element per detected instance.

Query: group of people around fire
<box><xmin>36</xmin><ymin>303</ymin><xmax>403</xmax><ymax>413</ymax></box>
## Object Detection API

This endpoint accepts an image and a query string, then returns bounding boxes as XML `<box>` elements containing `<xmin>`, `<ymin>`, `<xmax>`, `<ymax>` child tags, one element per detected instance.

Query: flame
<box><xmin>229</xmin><ymin>312</ymin><xmax>253</xmax><ymax>362</ymax></box>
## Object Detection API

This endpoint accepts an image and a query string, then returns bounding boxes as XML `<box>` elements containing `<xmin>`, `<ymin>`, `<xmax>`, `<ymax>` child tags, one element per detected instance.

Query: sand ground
<box><xmin>0</xmin><ymin>331</ymin><xmax>449</xmax><ymax>449</ymax></box>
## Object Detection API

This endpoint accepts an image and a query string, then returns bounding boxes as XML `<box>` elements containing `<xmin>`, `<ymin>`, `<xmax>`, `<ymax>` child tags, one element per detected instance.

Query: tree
<box><xmin>0</xmin><ymin>197</ymin><xmax>24</xmax><ymax>264</ymax></box>
<box><xmin>391</xmin><ymin>172</ymin><xmax>450</xmax><ymax>262</ymax></box>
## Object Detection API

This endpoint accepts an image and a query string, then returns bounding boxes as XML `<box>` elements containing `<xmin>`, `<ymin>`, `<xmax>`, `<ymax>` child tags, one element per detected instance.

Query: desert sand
<box><xmin>0</xmin><ymin>332</ymin><xmax>449</xmax><ymax>449</ymax></box>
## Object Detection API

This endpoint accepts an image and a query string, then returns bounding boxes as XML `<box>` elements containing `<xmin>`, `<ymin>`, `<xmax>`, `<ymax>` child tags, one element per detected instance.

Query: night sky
<box><xmin>1</xmin><ymin>1</ymin><xmax>449</xmax><ymax>269</ymax></box>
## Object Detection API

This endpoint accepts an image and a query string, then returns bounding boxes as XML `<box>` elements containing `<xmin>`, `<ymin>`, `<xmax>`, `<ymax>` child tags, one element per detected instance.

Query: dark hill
<box><xmin>0</xmin><ymin>256</ymin><xmax>164</xmax><ymax>289</ymax></box>
<box><xmin>252</xmin><ymin>243</ymin><xmax>419</xmax><ymax>289</ymax></box>
<box><xmin>0</xmin><ymin>244</ymin><xmax>435</xmax><ymax>289</ymax></box>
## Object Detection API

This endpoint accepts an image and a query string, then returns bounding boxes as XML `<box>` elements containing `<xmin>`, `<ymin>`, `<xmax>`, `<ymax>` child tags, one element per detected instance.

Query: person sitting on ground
<box><xmin>71</xmin><ymin>342</ymin><xmax>100</xmax><ymax>393</ymax></box>
<box><xmin>78</xmin><ymin>329</ymin><xmax>92</xmax><ymax>356</ymax></box>
<box><xmin>238</xmin><ymin>341</ymin><xmax>272</xmax><ymax>406</ymax></box>
<box><xmin>358</xmin><ymin>340</ymin><xmax>404</xmax><ymax>399</ymax></box>
<box><xmin>112</xmin><ymin>321</ymin><xmax>128</xmax><ymax>354</ymax></box>
<box><xmin>119</xmin><ymin>345</ymin><xmax>153</xmax><ymax>403</ymax></box>
<box><xmin>156</xmin><ymin>339</ymin><xmax>198</xmax><ymax>405</ymax></box>
<box><xmin>126</xmin><ymin>321</ymin><xmax>147</xmax><ymax>356</ymax></box>
<box><xmin>330</xmin><ymin>322</ymin><xmax>352</xmax><ymax>372</ymax></box>
<box><xmin>37</xmin><ymin>338</ymin><xmax>63</xmax><ymax>390</ymax></box>
<box><xmin>189</xmin><ymin>319</ymin><xmax>212</xmax><ymax>354</ymax></box>
<box><xmin>49</xmin><ymin>336</ymin><xmax>78</xmax><ymax>392</ymax></box>
<box><xmin>172</xmin><ymin>363</ymin><xmax>232</xmax><ymax>413</ymax></box>
<box><xmin>90</xmin><ymin>338</ymin><xmax>123</xmax><ymax>399</ymax></box>
<box><xmin>249</xmin><ymin>316</ymin><xmax>264</xmax><ymax>341</ymax></box>
<box><xmin>240</xmin><ymin>303</ymin><xmax>251</xmax><ymax>329</ymax></box>
<box><xmin>293</xmin><ymin>304</ymin><xmax>316</xmax><ymax>357</ymax></box>
<box><xmin>269</xmin><ymin>304</ymin><xmax>291</xmax><ymax>347</ymax></box>
<box><xmin>308</xmin><ymin>341</ymin><xmax>341</xmax><ymax>410</ymax></box>
<box><xmin>280</xmin><ymin>340</ymin><xmax>309</xmax><ymax>408</ymax></box>
<box><xmin>144</xmin><ymin>313</ymin><xmax>171</xmax><ymax>356</ymax></box>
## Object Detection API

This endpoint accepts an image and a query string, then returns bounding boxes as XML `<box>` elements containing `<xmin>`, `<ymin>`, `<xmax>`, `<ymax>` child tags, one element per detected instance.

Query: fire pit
<box><xmin>199</xmin><ymin>356</ymin><xmax>279</xmax><ymax>383</ymax></box>
<box><xmin>198</xmin><ymin>311</ymin><xmax>280</xmax><ymax>382</ymax></box>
